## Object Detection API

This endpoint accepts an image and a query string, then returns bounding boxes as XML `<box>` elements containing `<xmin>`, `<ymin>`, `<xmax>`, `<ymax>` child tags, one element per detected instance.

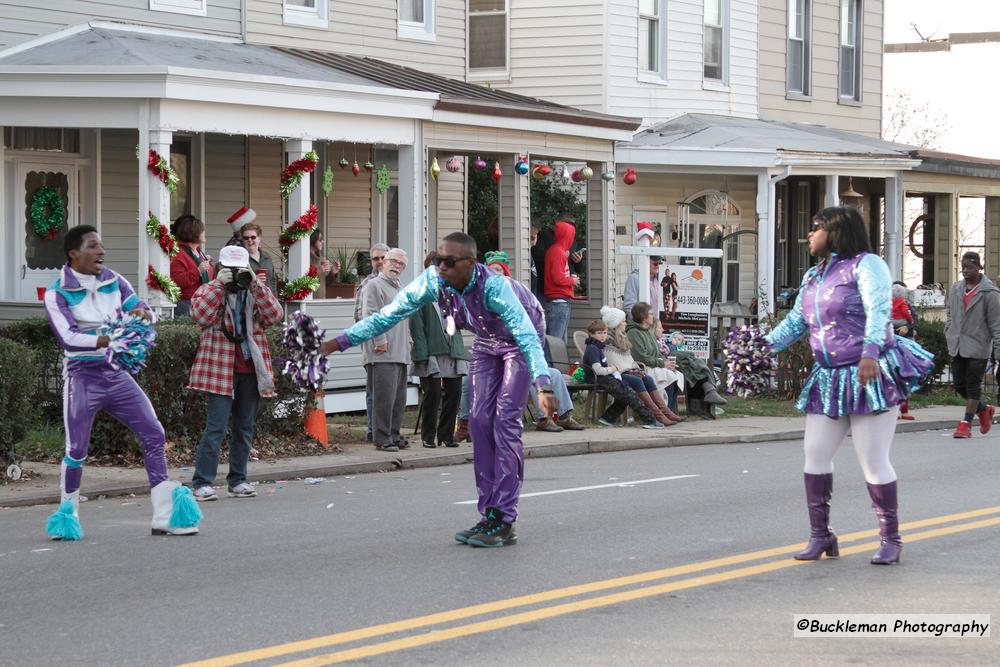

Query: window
<box><xmin>3</xmin><ymin>128</ymin><xmax>80</xmax><ymax>153</ymax></box>
<box><xmin>703</xmin><ymin>0</ymin><xmax>726</xmax><ymax>81</ymax></box>
<box><xmin>686</xmin><ymin>192</ymin><xmax>740</xmax><ymax>303</ymax></box>
<box><xmin>170</xmin><ymin>138</ymin><xmax>192</xmax><ymax>221</ymax></box>
<box><xmin>149</xmin><ymin>0</ymin><xmax>206</xmax><ymax>16</ymax></box>
<box><xmin>468</xmin><ymin>0</ymin><xmax>508</xmax><ymax>77</ymax></box>
<box><xmin>787</xmin><ymin>0</ymin><xmax>810</xmax><ymax>95</ymax></box>
<box><xmin>284</xmin><ymin>0</ymin><xmax>328</xmax><ymax>29</ymax></box>
<box><xmin>639</xmin><ymin>0</ymin><xmax>665</xmax><ymax>78</ymax></box>
<box><xmin>839</xmin><ymin>0</ymin><xmax>861</xmax><ymax>100</ymax></box>
<box><xmin>399</xmin><ymin>0</ymin><xmax>435</xmax><ymax>41</ymax></box>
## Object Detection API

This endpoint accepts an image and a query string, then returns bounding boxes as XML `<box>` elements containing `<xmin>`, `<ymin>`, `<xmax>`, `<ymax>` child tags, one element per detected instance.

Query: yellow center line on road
<box><xmin>180</xmin><ymin>506</ymin><xmax>1000</xmax><ymax>667</ymax></box>
<box><xmin>275</xmin><ymin>516</ymin><xmax>1000</xmax><ymax>667</ymax></box>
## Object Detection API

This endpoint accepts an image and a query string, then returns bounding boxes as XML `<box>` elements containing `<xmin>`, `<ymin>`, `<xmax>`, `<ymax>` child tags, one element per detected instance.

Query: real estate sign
<box><xmin>659</xmin><ymin>264</ymin><xmax>712</xmax><ymax>361</ymax></box>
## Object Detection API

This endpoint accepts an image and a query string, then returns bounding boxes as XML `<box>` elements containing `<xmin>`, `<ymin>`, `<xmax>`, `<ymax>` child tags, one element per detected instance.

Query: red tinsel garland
<box><xmin>280</xmin><ymin>155</ymin><xmax>319</xmax><ymax>183</ymax></box>
<box><xmin>157</xmin><ymin>225</ymin><xmax>176</xmax><ymax>256</ymax></box>
<box><xmin>278</xmin><ymin>205</ymin><xmax>319</xmax><ymax>249</ymax></box>
<box><xmin>282</xmin><ymin>265</ymin><xmax>320</xmax><ymax>301</ymax></box>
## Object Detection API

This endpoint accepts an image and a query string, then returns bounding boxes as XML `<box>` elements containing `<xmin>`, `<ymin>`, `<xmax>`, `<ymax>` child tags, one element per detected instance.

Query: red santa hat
<box><xmin>227</xmin><ymin>206</ymin><xmax>256</xmax><ymax>232</ymax></box>
<box><xmin>636</xmin><ymin>221</ymin><xmax>656</xmax><ymax>242</ymax></box>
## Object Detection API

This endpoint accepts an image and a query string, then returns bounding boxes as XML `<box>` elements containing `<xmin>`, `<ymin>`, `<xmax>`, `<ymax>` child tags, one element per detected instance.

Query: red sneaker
<box><xmin>978</xmin><ymin>405</ymin><xmax>995</xmax><ymax>434</ymax></box>
<box><xmin>953</xmin><ymin>421</ymin><xmax>972</xmax><ymax>439</ymax></box>
<box><xmin>899</xmin><ymin>413</ymin><xmax>915</xmax><ymax>421</ymax></box>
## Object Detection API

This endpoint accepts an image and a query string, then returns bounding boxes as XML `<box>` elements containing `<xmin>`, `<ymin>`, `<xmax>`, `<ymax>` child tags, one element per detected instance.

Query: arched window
<box><xmin>678</xmin><ymin>191</ymin><xmax>741</xmax><ymax>304</ymax></box>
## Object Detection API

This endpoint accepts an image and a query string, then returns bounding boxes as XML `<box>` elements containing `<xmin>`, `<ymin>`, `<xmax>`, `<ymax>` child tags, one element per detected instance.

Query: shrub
<box><xmin>0</xmin><ymin>317</ymin><xmax>63</xmax><ymax>424</ymax></box>
<box><xmin>2</xmin><ymin>318</ymin><xmax>310</xmax><ymax>465</ymax></box>
<box><xmin>0</xmin><ymin>338</ymin><xmax>40</xmax><ymax>477</ymax></box>
<box><xmin>912</xmin><ymin>313</ymin><xmax>948</xmax><ymax>384</ymax></box>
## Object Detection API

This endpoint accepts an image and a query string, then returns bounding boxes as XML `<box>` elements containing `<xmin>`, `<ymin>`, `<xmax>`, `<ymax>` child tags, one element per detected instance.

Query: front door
<box><xmin>15</xmin><ymin>160</ymin><xmax>79</xmax><ymax>300</ymax></box>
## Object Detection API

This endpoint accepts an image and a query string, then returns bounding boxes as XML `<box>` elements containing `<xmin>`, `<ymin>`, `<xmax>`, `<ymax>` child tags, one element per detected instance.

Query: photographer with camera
<box><xmin>188</xmin><ymin>245</ymin><xmax>284</xmax><ymax>501</ymax></box>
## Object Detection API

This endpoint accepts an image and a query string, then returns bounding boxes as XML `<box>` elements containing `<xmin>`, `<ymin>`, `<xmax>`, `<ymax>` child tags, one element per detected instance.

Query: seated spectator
<box><xmin>169</xmin><ymin>214</ymin><xmax>214</xmax><ymax>318</ymax></box>
<box><xmin>530</xmin><ymin>367</ymin><xmax>586</xmax><ymax>432</ymax></box>
<box><xmin>582</xmin><ymin>320</ymin><xmax>663</xmax><ymax>429</ymax></box>
<box><xmin>601</xmin><ymin>306</ymin><xmax>680</xmax><ymax>426</ymax></box>
<box><xmin>624</xmin><ymin>303</ymin><xmax>682</xmax><ymax>407</ymax></box>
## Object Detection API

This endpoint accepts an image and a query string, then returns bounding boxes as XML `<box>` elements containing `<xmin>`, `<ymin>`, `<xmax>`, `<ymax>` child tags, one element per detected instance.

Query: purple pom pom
<box><xmin>281</xmin><ymin>311</ymin><xmax>330</xmax><ymax>393</ymax></box>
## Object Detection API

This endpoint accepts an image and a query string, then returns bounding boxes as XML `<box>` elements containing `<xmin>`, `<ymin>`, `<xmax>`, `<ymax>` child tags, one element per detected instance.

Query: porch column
<box><xmin>824</xmin><ymin>175</ymin><xmax>838</xmax><ymax>208</ymax></box>
<box><xmin>140</xmin><ymin>129</ymin><xmax>174</xmax><ymax>312</ymax></box>
<box><xmin>933</xmin><ymin>194</ymin><xmax>957</xmax><ymax>286</ymax></box>
<box><xmin>756</xmin><ymin>172</ymin><xmax>776</xmax><ymax>316</ymax></box>
<box><xmin>986</xmin><ymin>197</ymin><xmax>1000</xmax><ymax>277</ymax></box>
<box><xmin>601</xmin><ymin>161</ymin><xmax>616</xmax><ymax>306</ymax></box>
<box><xmin>397</xmin><ymin>124</ymin><xmax>424</xmax><ymax>284</ymax></box>
<box><xmin>499</xmin><ymin>153</ymin><xmax>530</xmax><ymax>283</ymax></box>
<box><xmin>284</xmin><ymin>139</ymin><xmax>313</xmax><ymax>298</ymax></box>
<box><xmin>884</xmin><ymin>175</ymin><xmax>903</xmax><ymax>280</ymax></box>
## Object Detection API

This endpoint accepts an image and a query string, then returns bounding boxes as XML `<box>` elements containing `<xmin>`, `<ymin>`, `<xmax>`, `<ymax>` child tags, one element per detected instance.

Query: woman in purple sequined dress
<box><xmin>766</xmin><ymin>207</ymin><xmax>933</xmax><ymax>566</ymax></box>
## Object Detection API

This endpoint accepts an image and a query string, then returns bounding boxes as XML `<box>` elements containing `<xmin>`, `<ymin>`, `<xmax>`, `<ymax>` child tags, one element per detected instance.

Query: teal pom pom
<box><xmin>46</xmin><ymin>499</ymin><xmax>83</xmax><ymax>541</ymax></box>
<box><xmin>169</xmin><ymin>485</ymin><xmax>203</xmax><ymax>529</ymax></box>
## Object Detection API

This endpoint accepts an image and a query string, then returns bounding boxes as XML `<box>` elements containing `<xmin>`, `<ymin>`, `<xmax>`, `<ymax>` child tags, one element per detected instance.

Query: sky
<box><xmin>883</xmin><ymin>0</ymin><xmax>1000</xmax><ymax>158</ymax></box>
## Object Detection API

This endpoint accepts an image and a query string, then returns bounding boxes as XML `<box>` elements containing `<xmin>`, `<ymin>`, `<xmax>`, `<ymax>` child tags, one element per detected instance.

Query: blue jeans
<box><xmin>545</xmin><ymin>299</ymin><xmax>571</xmax><ymax>344</ymax></box>
<box><xmin>621</xmin><ymin>372</ymin><xmax>657</xmax><ymax>394</ymax></box>
<box><xmin>192</xmin><ymin>373</ymin><xmax>259</xmax><ymax>489</ymax></box>
<box><xmin>365</xmin><ymin>366</ymin><xmax>374</xmax><ymax>441</ymax></box>
<box><xmin>529</xmin><ymin>368</ymin><xmax>573</xmax><ymax>418</ymax></box>
<box><xmin>459</xmin><ymin>375</ymin><xmax>470</xmax><ymax>420</ymax></box>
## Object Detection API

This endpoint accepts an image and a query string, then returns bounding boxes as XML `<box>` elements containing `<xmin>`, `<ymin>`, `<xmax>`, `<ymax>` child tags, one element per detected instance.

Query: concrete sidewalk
<box><xmin>0</xmin><ymin>406</ymin><xmax>962</xmax><ymax>508</ymax></box>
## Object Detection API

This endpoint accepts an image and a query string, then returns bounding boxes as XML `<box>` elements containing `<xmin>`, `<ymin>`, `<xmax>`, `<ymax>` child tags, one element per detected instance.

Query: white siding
<box><xmin>247</xmin><ymin>136</ymin><xmax>284</xmax><ymax>272</ymax></box>
<box><xmin>203</xmin><ymin>133</ymin><xmax>247</xmax><ymax>257</ymax></box>
<box><xmin>490</xmin><ymin>0</ymin><xmax>606</xmax><ymax>111</ymax></box>
<box><xmin>100</xmin><ymin>129</ymin><xmax>141</xmax><ymax>286</ymax></box>
<box><xmin>612</xmin><ymin>173</ymin><xmax>758</xmax><ymax>306</ymax></box>
<box><xmin>0</xmin><ymin>0</ymin><xmax>241</xmax><ymax>49</ymax></box>
<box><xmin>324</xmin><ymin>142</ymin><xmax>374</xmax><ymax>253</ymax></box>
<box><xmin>604</xmin><ymin>0</ymin><xmax>758</xmax><ymax>126</ymax></box>
<box><xmin>758</xmin><ymin>0</ymin><xmax>882</xmax><ymax>137</ymax></box>
<box><xmin>433</xmin><ymin>154</ymin><xmax>467</xmax><ymax>240</ymax></box>
<box><xmin>245</xmin><ymin>0</ymin><xmax>467</xmax><ymax>80</ymax></box>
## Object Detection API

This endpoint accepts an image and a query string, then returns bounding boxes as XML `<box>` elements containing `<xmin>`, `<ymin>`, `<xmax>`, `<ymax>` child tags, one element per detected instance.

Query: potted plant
<box><xmin>327</xmin><ymin>246</ymin><xmax>360</xmax><ymax>298</ymax></box>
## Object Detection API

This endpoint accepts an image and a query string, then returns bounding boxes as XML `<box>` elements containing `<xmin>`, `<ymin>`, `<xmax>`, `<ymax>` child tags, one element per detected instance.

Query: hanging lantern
<box><xmin>515</xmin><ymin>157</ymin><xmax>529</xmax><ymax>175</ymax></box>
<box><xmin>339</xmin><ymin>158</ymin><xmax>349</xmax><ymax>170</ymax></box>
<box><xmin>623</xmin><ymin>168</ymin><xmax>637</xmax><ymax>185</ymax></box>
<box><xmin>491</xmin><ymin>161</ymin><xmax>503</xmax><ymax>185</ymax></box>
<box><xmin>840</xmin><ymin>177</ymin><xmax>865</xmax><ymax>213</ymax></box>
<box><xmin>364</xmin><ymin>160</ymin><xmax>374</xmax><ymax>172</ymax></box>
<box><xmin>580</xmin><ymin>165</ymin><xmax>594</xmax><ymax>180</ymax></box>
<box><xmin>473</xmin><ymin>155</ymin><xmax>487</xmax><ymax>170</ymax></box>
<box><xmin>571</xmin><ymin>169</ymin><xmax>582</xmax><ymax>183</ymax></box>
<box><xmin>601</xmin><ymin>170</ymin><xmax>616</xmax><ymax>181</ymax></box>
<box><xmin>446</xmin><ymin>157</ymin><xmax>462</xmax><ymax>173</ymax></box>
<box><xmin>352</xmin><ymin>161</ymin><xmax>361</xmax><ymax>176</ymax></box>
<box><xmin>430</xmin><ymin>156</ymin><xmax>441</xmax><ymax>180</ymax></box>
<box><xmin>560</xmin><ymin>164</ymin><xmax>572</xmax><ymax>183</ymax></box>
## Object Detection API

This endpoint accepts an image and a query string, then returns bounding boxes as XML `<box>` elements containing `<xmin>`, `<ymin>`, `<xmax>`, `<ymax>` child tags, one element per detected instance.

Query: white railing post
<box><xmin>284</xmin><ymin>138</ymin><xmax>313</xmax><ymax>298</ymax></box>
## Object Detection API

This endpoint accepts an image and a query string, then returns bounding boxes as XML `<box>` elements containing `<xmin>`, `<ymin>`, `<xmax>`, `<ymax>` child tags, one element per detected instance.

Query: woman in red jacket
<box><xmin>169</xmin><ymin>215</ymin><xmax>214</xmax><ymax>317</ymax></box>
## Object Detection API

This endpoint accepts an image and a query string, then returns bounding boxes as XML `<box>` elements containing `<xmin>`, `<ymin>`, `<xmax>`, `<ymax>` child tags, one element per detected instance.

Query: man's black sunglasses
<box><xmin>433</xmin><ymin>254</ymin><xmax>475</xmax><ymax>268</ymax></box>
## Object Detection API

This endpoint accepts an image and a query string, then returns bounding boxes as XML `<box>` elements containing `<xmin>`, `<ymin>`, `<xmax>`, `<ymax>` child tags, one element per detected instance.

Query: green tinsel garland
<box><xmin>30</xmin><ymin>187</ymin><xmax>66</xmax><ymax>239</ymax></box>
<box><xmin>146</xmin><ymin>266</ymin><xmax>181</xmax><ymax>304</ymax></box>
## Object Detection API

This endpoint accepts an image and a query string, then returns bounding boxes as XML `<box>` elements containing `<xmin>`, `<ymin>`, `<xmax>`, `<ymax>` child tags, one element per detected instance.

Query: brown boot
<box><xmin>556</xmin><ymin>411</ymin><xmax>587</xmax><ymax>430</ymax></box>
<box><xmin>638</xmin><ymin>392</ymin><xmax>676</xmax><ymax>427</ymax></box>
<box><xmin>651</xmin><ymin>391</ymin><xmax>685</xmax><ymax>422</ymax></box>
<box><xmin>536</xmin><ymin>417</ymin><xmax>564</xmax><ymax>433</ymax></box>
<box><xmin>453</xmin><ymin>419</ymin><xmax>471</xmax><ymax>443</ymax></box>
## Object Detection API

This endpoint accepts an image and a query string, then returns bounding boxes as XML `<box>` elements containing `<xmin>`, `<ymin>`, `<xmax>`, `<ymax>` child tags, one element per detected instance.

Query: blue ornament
<box><xmin>515</xmin><ymin>159</ymin><xmax>529</xmax><ymax>176</ymax></box>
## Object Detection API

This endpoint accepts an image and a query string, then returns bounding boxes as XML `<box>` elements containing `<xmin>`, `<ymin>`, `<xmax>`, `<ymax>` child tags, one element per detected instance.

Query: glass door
<box><xmin>15</xmin><ymin>159</ymin><xmax>79</xmax><ymax>300</ymax></box>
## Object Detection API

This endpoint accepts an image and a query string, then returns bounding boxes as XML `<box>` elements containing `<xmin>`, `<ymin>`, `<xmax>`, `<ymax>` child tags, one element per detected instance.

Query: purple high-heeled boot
<box><xmin>867</xmin><ymin>481</ymin><xmax>902</xmax><ymax>565</ymax></box>
<box><xmin>795</xmin><ymin>472</ymin><xmax>839</xmax><ymax>560</ymax></box>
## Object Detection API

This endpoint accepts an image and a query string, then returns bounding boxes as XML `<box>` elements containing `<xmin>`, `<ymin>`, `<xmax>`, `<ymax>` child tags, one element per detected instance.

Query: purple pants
<box><xmin>61</xmin><ymin>361</ymin><xmax>168</xmax><ymax>495</ymax></box>
<box><xmin>468</xmin><ymin>338</ymin><xmax>530</xmax><ymax>523</ymax></box>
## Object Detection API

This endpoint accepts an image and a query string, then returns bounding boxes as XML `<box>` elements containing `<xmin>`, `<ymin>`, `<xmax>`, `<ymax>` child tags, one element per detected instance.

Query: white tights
<box><xmin>803</xmin><ymin>407</ymin><xmax>899</xmax><ymax>485</ymax></box>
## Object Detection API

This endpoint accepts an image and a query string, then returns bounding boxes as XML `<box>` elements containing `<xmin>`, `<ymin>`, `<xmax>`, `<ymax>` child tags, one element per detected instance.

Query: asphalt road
<box><xmin>2</xmin><ymin>427</ymin><xmax>997</xmax><ymax>666</ymax></box>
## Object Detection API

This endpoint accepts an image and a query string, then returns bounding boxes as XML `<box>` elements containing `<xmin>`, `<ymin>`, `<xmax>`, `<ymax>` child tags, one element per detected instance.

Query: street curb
<box><xmin>0</xmin><ymin>419</ymin><xmax>956</xmax><ymax>509</ymax></box>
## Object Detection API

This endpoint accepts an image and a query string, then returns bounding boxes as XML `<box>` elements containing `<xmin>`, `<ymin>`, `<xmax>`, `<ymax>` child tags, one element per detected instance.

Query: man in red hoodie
<box><xmin>543</xmin><ymin>220</ymin><xmax>580</xmax><ymax>343</ymax></box>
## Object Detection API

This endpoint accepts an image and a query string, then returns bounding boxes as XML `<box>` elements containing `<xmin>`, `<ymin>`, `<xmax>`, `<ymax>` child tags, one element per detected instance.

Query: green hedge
<box><xmin>912</xmin><ymin>313</ymin><xmax>948</xmax><ymax>384</ymax></box>
<box><xmin>0</xmin><ymin>317</ymin><xmax>309</xmax><ymax>463</ymax></box>
<box><xmin>0</xmin><ymin>338</ymin><xmax>40</xmax><ymax>476</ymax></box>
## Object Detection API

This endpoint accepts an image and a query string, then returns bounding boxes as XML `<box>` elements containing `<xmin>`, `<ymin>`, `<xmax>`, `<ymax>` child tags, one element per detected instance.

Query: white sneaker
<box><xmin>194</xmin><ymin>485</ymin><xmax>218</xmax><ymax>502</ymax></box>
<box><xmin>227</xmin><ymin>482</ymin><xmax>257</xmax><ymax>498</ymax></box>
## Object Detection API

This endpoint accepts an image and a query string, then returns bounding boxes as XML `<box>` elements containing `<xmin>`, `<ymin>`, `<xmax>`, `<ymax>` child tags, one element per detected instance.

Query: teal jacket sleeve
<box><xmin>483</xmin><ymin>274</ymin><xmax>551</xmax><ymax>387</ymax></box>
<box><xmin>336</xmin><ymin>267</ymin><xmax>439</xmax><ymax>350</ymax></box>
<box><xmin>765</xmin><ymin>271</ymin><xmax>811</xmax><ymax>353</ymax></box>
<box><xmin>856</xmin><ymin>253</ymin><xmax>892</xmax><ymax>359</ymax></box>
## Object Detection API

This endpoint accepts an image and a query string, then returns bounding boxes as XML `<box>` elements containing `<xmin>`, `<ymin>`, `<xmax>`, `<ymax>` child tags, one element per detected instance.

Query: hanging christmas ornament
<box><xmin>430</xmin><ymin>156</ymin><xmax>441</xmax><ymax>180</ymax></box>
<box><xmin>623</xmin><ymin>168</ymin><xmax>637</xmax><ymax>185</ymax></box>
<box><xmin>339</xmin><ymin>157</ymin><xmax>349</xmax><ymax>170</ymax></box>
<box><xmin>491</xmin><ymin>161</ymin><xmax>503</xmax><ymax>185</ymax></box>
<box><xmin>364</xmin><ymin>160</ymin><xmax>374</xmax><ymax>172</ymax></box>
<box><xmin>560</xmin><ymin>164</ymin><xmax>572</xmax><ymax>183</ymax></box>
<box><xmin>352</xmin><ymin>161</ymin><xmax>361</xmax><ymax>176</ymax></box>
<box><xmin>446</xmin><ymin>156</ymin><xmax>462</xmax><ymax>173</ymax></box>
<box><xmin>473</xmin><ymin>155</ymin><xmax>487</xmax><ymax>170</ymax></box>
<box><xmin>571</xmin><ymin>169</ymin><xmax>582</xmax><ymax>183</ymax></box>
<box><xmin>601</xmin><ymin>170</ymin><xmax>616</xmax><ymax>181</ymax></box>
<box><xmin>515</xmin><ymin>157</ymin><xmax>529</xmax><ymax>176</ymax></box>
<box><xmin>322</xmin><ymin>166</ymin><xmax>334</xmax><ymax>197</ymax></box>
<box><xmin>531</xmin><ymin>164</ymin><xmax>545</xmax><ymax>181</ymax></box>
<box><xmin>376</xmin><ymin>165</ymin><xmax>391</xmax><ymax>194</ymax></box>
<box><xmin>540</xmin><ymin>164</ymin><xmax>552</xmax><ymax>176</ymax></box>
<box><xmin>580</xmin><ymin>165</ymin><xmax>594</xmax><ymax>180</ymax></box>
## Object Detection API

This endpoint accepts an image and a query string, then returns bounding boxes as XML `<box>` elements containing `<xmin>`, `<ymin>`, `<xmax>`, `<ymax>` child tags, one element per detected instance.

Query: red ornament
<box><xmin>571</xmin><ymin>169</ymin><xmax>582</xmax><ymax>182</ymax></box>
<box><xmin>623</xmin><ymin>168</ymin><xmax>637</xmax><ymax>185</ymax></box>
<box><xmin>352</xmin><ymin>161</ymin><xmax>361</xmax><ymax>176</ymax></box>
<box><xmin>339</xmin><ymin>158</ymin><xmax>349</xmax><ymax>169</ymax></box>
<box><xmin>491</xmin><ymin>162</ymin><xmax>503</xmax><ymax>185</ymax></box>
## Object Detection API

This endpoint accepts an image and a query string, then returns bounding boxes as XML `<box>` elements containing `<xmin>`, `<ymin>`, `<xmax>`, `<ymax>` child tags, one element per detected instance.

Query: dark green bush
<box><xmin>0</xmin><ymin>317</ymin><xmax>63</xmax><ymax>423</ymax></box>
<box><xmin>912</xmin><ymin>313</ymin><xmax>948</xmax><ymax>384</ymax></box>
<box><xmin>0</xmin><ymin>338</ymin><xmax>40</xmax><ymax>476</ymax></box>
<box><xmin>1</xmin><ymin>318</ymin><xmax>309</xmax><ymax>464</ymax></box>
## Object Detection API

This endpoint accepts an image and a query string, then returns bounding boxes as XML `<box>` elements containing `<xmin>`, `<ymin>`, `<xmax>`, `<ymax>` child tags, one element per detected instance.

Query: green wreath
<box><xmin>30</xmin><ymin>187</ymin><xmax>66</xmax><ymax>240</ymax></box>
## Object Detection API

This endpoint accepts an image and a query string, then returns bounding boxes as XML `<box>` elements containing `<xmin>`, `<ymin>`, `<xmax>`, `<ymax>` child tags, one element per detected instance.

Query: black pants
<box><xmin>419</xmin><ymin>376</ymin><xmax>463</xmax><ymax>445</ymax></box>
<box><xmin>952</xmin><ymin>355</ymin><xmax>989</xmax><ymax>401</ymax></box>
<box><xmin>596</xmin><ymin>375</ymin><xmax>654</xmax><ymax>424</ymax></box>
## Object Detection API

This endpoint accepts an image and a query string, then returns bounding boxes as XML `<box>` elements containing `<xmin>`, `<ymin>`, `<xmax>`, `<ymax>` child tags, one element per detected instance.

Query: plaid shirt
<box><xmin>187</xmin><ymin>280</ymin><xmax>284</xmax><ymax>397</ymax></box>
